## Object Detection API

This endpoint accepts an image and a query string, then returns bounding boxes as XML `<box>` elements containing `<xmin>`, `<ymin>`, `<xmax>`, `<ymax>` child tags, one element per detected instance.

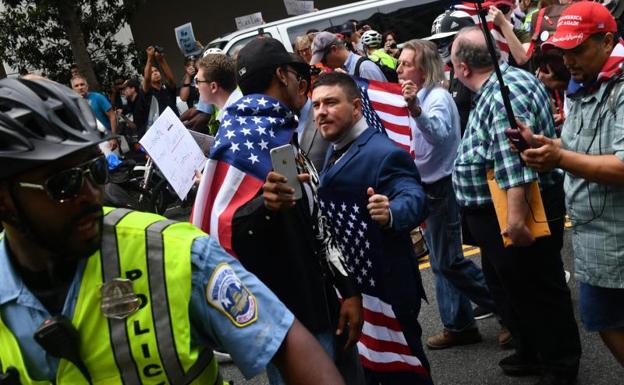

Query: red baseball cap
<box><xmin>543</xmin><ymin>1</ymin><xmax>617</xmax><ymax>50</ymax></box>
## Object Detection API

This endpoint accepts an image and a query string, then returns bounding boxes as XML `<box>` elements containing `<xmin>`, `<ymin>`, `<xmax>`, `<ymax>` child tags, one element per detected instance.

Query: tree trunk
<box><xmin>0</xmin><ymin>63</ymin><xmax>7</xmax><ymax>79</ymax></box>
<box><xmin>55</xmin><ymin>1</ymin><xmax>101</xmax><ymax>91</ymax></box>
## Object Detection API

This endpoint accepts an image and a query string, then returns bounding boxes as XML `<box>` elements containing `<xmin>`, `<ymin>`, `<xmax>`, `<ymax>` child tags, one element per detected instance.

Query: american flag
<box><xmin>454</xmin><ymin>2</ymin><xmax>510</xmax><ymax>62</ymax></box>
<box><xmin>190</xmin><ymin>94</ymin><xmax>297</xmax><ymax>255</ymax></box>
<box><xmin>355</xmin><ymin>77</ymin><xmax>414</xmax><ymax>158</ymax></box>
<box><xmin>597</xmin><ymin>40</ymin><xmax>624</xmax><ymax>82</ymax></box>
<box><xmin>318</xmin><ymin>188</ymin><xmax>430</xmax><ymax>378</ymax></box>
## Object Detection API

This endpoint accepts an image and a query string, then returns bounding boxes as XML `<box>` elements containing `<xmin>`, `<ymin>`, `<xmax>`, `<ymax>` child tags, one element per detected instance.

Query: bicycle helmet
<box><xmin>361</xmin><ymin>30</ymin><xmax>383</xmax><ymax>49</ymax></box>
<box><xmin>203</xmin><ymin>47</ymin><xmax>224</xmax><ymax>57</ymax></box>
<box><xmin>0</xmin><ymin>77</ymin><xmax>108</xmax><ymax>179</ymax></box>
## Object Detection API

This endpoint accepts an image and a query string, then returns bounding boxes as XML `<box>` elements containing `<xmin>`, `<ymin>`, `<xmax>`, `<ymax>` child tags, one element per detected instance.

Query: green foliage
<box><xmin>0</xmin><ymin>0</ymin><xmax>141</xmax><ymax>90</ymax></box>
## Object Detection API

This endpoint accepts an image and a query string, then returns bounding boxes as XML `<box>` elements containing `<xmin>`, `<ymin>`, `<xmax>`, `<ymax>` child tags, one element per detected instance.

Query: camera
<box><xmin>310</xmin><ymin>65</ymin><xmax>321</xmax><ymax>76</ymax></box>
<box><xmin>154</xmin><ymin>45</ymin><xmax>164</xmax><ymax>54</ymax></box>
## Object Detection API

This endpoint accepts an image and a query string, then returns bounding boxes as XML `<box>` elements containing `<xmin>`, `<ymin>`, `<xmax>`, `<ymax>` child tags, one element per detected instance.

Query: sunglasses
<box><xmin>18</xmin><ymin>155</ymin><xmax>109</xmax><ymax>202</ymax></box>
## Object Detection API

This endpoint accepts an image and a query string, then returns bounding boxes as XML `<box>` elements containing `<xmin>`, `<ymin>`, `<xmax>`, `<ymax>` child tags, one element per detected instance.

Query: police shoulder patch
<box><xmin>206</xmin><ymin>263</ymin><xmax>258</xmax><ymax>327</ymax></box>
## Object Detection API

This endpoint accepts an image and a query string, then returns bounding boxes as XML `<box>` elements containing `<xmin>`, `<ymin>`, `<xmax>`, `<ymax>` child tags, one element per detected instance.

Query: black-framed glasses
<box><xmin>195</xmin><ymin>78</ymin><xmax>212</xmax><ymax>85</ymax></box>
<box><xmin>284</xmin><ymin>68</ymin><xmax>304</xmax><ymax>82</ymax></box>
<box><xmin>297</xmin><ymin>47</ymin><xmax>312</xmax><ymax>56</ymax></box>
<box><xmin>18</xmin><ymin>155</ymin><xmax>109</xmax><ymax>202</ymax></box>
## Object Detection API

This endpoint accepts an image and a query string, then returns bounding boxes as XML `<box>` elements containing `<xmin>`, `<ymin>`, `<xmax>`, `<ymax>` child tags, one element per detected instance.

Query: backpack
<box><xmin>354</xmin><ymin>56</ymin><xmax>399</xmax><ymax>83</ymax></box>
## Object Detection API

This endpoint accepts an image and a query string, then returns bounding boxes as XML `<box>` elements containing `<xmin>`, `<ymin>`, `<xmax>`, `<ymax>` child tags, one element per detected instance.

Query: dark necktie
<box><xmin>328</xmin><ymin>140</ymin><xmax>354</xmax><ymax>167</ymax></box>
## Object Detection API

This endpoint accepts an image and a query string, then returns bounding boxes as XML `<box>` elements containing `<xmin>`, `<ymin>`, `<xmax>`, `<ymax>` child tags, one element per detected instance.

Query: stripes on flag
<box><xmin>454</xmin><ymin>2</ymin><xmax>510</xmax><ymax>62</ymax></box>
<box><xmin>191</xmin><ymin>94</ymin><xmax>296</xmax><ymax>256</ymax></box>
<box><xmin>357</xmin><ymin>294</ymin><xmax>428</xmax><ymax>374</ymax></box>
<box><xmin>355</xmin><ymin>77</ymin><xmax>415</xmax><ymax>158</ymax></box>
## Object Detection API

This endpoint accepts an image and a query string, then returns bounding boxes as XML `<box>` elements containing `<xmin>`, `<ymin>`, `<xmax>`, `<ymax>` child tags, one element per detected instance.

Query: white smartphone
<box><xmin>270</xmin><ymin>144</ymin><xmax>302</xmax><ymax>200</ymax></box>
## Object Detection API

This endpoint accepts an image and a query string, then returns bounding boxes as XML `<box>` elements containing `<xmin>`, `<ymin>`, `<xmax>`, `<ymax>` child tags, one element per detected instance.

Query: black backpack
<box><xmin>354</xmin><ymin>56</ymin><xmax>399</xmax><ymax>83</ymax></box>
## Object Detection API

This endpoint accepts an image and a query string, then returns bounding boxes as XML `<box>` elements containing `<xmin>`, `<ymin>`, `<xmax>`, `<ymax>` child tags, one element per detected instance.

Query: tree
<box><xmin>0</xmin><ymin>0</ymin><xmax>141</xmax><ymax>91</ymax></box>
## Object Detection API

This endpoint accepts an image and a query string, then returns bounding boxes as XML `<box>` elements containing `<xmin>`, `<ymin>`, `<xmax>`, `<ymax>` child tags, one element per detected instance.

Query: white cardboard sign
<box><xmin>139</xmin><ymin>107</ymin><xmax>207</xmax><ymax>200</ymax></box>
<box><xmin>235</xmin><ymin>12</ymin><xmax>264</xmax><ymax>30</ymax></box>
<box><xmin>284</xmin><ymin>0</ymin><xmax>315</xmax><ymax>16</ymax></box>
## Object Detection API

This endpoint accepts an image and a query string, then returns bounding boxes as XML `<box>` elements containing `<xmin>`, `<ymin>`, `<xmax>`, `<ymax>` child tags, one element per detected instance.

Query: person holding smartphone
<box><xmin>192</xmin><ymin>37</ymin><xmax>365</xmax><ymax>385</ymax></box>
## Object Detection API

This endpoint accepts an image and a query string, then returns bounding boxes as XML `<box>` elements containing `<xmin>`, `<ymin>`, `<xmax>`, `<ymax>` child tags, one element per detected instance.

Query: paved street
<box><xmin>168</xmin><ymin>208</ymin><xmax>622</xmax><ymax>384</ymax></box>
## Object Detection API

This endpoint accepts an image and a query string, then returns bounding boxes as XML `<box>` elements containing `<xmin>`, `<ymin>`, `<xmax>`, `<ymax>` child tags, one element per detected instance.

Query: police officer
<box><xmin>0</xmin><ymin>77</ymin><xmax>345</xmax><ymax>385</ymax></box>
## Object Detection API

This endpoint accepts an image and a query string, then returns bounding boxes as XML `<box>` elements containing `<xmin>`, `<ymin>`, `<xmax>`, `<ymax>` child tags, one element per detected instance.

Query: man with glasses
<box><xmin>310</xmin><ymin>31</ymin><xmax>388</xmax><ymax>82</ymax></box>
<box><xmin>0</xmin><ymin>77</ymin><xmax>345</xmax><ymax>384</ymax></box>
<box><xmin>192</xmin><ymin>37</ymin><xmax>365</xmax><ymax>385</ymax></box>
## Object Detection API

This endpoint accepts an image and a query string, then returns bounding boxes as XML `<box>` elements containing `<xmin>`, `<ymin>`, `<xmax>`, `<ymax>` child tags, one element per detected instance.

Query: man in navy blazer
<box><xmin>312</xmin><ymin>72</ymin><xmax>432</xmax><ymax>385</ymax></box>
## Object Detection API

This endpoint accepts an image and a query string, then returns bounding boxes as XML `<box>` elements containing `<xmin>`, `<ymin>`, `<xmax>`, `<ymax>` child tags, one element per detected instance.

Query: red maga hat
<box><xmin>543</xmin><ymin>1</ymin><xmax>617</xmax><ymax>50</ymax></box>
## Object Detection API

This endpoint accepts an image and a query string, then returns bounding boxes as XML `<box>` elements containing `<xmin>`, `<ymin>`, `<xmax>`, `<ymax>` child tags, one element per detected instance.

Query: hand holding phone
<box><xmin>269</xmin><ymin>144</ymin><xmax>303</xmax><ymax>200</ymax></box>
<box><xmin>505</xmin><ymin>127</ymin><xmax>531</xmax><ymax>152</ymax></box>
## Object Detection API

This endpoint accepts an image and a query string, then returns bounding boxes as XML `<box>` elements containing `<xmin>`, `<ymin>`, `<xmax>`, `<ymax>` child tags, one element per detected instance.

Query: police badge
<box><xmin>100</xmin><ymin>278</ymin><xmax>141</xmax><ymax>319</ymax></box>
<box><xmin>206</xmin><ymin>263</ymin><xmax>258</xmax><ymax>327</ymax></box>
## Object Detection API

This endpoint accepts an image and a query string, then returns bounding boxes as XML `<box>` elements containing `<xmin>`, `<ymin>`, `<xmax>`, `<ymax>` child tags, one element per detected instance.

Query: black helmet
<box><xmin>0</xmin><ymin>77</ymin><xmax>108</xmax><ymax>179</ymax></box>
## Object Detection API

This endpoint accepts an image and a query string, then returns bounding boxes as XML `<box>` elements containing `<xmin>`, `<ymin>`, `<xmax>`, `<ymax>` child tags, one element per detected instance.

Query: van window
<box><xmin>360</xmin><ymin>3</ymin><xmax>446</xmax><ymax>43</ymax></box>
<box><xmin>227</xmin><ymin>32</ymin><xmax>274</xmax><ymax>58</ymax></box>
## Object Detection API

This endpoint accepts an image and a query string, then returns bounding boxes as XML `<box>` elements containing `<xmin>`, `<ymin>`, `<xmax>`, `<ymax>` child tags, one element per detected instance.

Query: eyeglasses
<box><xmin>18</xmin><ymin>155</ymin><xmax>109</xmax><ymax>202</ymax></box>
<box><xmin>284</xmin><ymin>68</ymin><xmax>304</xmax><ymax>82</ymax></box>
<box><xmin>195</xmin><ymin>78</ymin><xmax>212</xmax><ymax>85</ymax></box>
<box><xmin>297</xmin><ymin>47</ymin><xmax>311</xmax><ymax>56</ymax></box>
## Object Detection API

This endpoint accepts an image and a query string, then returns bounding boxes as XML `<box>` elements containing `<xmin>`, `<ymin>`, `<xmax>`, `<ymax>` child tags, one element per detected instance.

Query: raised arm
<box><xmin>155</xmin><ymin>52</ymin><xmax>176</xmax><ymax>89</ymax></box>
<box><xmin>143</xmin><ymin>46</ymin><xmax>155</xmax><ymax>93</ymax></box>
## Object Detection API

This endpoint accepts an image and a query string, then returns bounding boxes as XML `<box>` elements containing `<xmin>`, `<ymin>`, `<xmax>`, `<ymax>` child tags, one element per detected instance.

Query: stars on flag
<box><xmin>319</xmin><ymin>196</ymin><xmax>379</xmax><ymax>291</ymax></box>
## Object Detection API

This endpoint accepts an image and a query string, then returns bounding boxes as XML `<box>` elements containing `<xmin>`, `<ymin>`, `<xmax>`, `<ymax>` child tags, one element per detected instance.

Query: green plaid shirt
<box><xmin>453</xmin><ymin>62</ymin><xmax>561</xmax><ymax>208</ymax></box>
<box><xmin>562</xmin><ymin>78</ymin><xmax>624</xmax><ymax>288</ymax></box>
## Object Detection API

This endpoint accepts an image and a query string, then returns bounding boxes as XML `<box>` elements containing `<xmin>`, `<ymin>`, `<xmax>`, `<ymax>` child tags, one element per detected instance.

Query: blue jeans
<box><xmin>423</xmin><ymin>176</ymin><xmax>495</xmax><ymax>331</ymax></box>
<box><xmin>267</xmin><ymin>330</ymin><xmax>364</xmax><ymax>385</ymax></box>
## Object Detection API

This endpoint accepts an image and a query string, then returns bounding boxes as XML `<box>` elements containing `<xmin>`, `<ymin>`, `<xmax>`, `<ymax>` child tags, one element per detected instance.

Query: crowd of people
<box><xmin>0</xmin><ymin>1</ymin><xmax>623</xmax><ymax>385</ymax></box>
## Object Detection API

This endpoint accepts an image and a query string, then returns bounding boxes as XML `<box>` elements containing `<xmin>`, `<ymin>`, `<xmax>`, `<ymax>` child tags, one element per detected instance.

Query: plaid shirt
<box><xmin>562</xmin><ymin>78</ymin><xmax>624</xmax><ymax>288</ymax></box>
<box><xmin>453</xmin><ymin>62</ymin><xmax>561</xmax><ymax>208</ymax></box>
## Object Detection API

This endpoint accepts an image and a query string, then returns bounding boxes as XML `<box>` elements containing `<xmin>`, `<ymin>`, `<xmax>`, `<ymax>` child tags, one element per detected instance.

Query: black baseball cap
<box><xmin>236</xmin><ymin>37</ymin><xmax>309</xmax><ymax>87</ymax></box>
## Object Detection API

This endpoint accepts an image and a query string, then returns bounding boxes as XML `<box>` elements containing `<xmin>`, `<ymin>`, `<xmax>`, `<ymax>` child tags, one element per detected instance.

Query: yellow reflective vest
<box><xmin>369</xmin><ymin>49</ymin><xmax>398</xmax><ymax>70</ymax></box>
<box><xmin>0</xmin><ymin>207</ymin><xmax>226</xmax><ymax>385</ymax></box>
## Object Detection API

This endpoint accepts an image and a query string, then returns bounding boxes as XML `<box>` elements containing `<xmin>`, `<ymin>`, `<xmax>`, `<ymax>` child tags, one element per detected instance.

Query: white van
<box><xmin>206</xmin><ymin>0</ymin><xmax>447</xmax><ymax>56</ymax></box>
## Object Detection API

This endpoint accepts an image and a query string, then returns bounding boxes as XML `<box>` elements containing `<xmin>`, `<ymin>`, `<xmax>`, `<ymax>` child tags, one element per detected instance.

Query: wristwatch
<box><xmin>409</xmin><ymin>105</ymin><xmax>422</xmax><ymax>118</ymax></box>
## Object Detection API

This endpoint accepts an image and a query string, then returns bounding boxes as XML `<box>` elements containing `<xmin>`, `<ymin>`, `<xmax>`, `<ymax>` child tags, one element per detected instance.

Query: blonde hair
<box><xmin>401</xmin><ymin>39</ymin><xmax>445</xmax><ymax>89</ymax></box>
<box><xmin>294</xmin><ymin>35</ymin><xmax>311</xmax><ymax>51</ymax></box>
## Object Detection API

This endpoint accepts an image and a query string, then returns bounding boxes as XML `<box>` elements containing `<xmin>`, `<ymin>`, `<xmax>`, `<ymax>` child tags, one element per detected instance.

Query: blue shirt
<box><xmin>411</xmin><ymin>85</ymin><xmax>461</xmax><ymax>184</ymax></box>
<box><xmin>0</xmin><ymin>235</ymin><xmax>294</xmax><ymax>380</ymax></box>
<box><xmin>296</xmin><ymin>98</ymin><xmax>313</xmax><ymax>143</ymax></box>
<box><xmin>86</xmin><ymin>92</ymin><xmax>112</xmax><ymax>131</ymax></box>
<box><xmin>343</xmin><ymin>51</ymin><xmax>387</xmax><ymax>82</ymax></box>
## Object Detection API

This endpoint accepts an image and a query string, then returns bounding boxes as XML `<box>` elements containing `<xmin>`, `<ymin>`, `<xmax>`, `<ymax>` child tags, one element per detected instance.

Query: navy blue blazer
<box><xmin>320</xmin><ymin>127</ymin><xmax>429</xmax><ymax>307</ymax></box>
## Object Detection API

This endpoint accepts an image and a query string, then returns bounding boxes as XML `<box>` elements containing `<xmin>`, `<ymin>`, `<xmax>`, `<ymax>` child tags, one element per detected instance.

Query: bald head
<box><xmin>452</xmin><ymin>26</ymin><xmax>499</xmax><ymax>71</ymax></box>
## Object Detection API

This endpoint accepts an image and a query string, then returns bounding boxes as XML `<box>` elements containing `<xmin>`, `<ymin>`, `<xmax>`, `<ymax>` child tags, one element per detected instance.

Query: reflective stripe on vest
<box><xmin>0</xmin><ymin>208</ymin><xmax>223</xmax><ymax>385</ymax></box>
<box><xmin>371</xmin><ymin>49</ymin><xmax>397</xmax><ymax>70</ymax></box>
